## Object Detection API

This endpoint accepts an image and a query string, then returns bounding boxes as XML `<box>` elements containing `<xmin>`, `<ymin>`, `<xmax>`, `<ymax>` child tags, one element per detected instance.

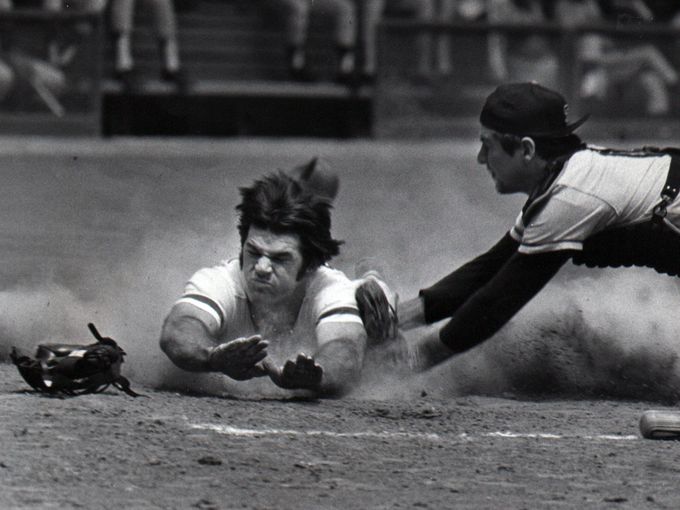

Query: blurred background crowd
<box><xmin>0</xmin><ymin>0</ymin><xmax>677</xmax><ymax>135</ymax></box>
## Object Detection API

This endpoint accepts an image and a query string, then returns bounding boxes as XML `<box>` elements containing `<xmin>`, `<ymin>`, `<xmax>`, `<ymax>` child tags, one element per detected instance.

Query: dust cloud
<box><xmin>2</xmin><ymin>140</ymin><xmax>680</xmax><ymax>402</ymax></box>
<box><xmin>359</xmin><ymin>266</ymin><xmax>680</xmax><ymax>402</ymax></box>
<box><xmin>0</xmin><ymin>230</ymin><xmax>212</xmax><ymax>391</ymax></box>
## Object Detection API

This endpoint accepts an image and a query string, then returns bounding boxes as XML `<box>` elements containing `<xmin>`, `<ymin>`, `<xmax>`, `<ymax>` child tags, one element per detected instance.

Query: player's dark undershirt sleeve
<box><xmin>437</xmin><ymin>249</ymin><xmax>574</xmax><ymax>353</ymax></box>
<box><xmin>419</xmin><ymin>233</ymin><xmax>520</xmax><ymax>323</ymax></box>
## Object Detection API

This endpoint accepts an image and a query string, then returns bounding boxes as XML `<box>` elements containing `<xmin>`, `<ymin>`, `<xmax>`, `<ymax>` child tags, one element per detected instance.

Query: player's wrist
<box><xmin>206</xmin><ymin>344</ymin><xmax>225</xmax><ymax>372</ymax></box>
<box><xmin>397</xmin><ymin>296</ymin><xmax>426</xmax><ymax>330</ymax></box>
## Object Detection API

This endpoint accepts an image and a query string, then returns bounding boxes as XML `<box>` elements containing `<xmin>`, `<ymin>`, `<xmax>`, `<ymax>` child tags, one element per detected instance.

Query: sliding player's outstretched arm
<box><xmin>160</xmin><ymin>302</ymin><xmax>269</xmax><ymax>380</ymax></box>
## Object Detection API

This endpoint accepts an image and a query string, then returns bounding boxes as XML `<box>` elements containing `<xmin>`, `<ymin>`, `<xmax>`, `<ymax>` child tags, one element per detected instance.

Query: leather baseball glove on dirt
<box><xmin>10</xmin><ymin>323</ymin><xmax>142</xmax><ymax>397</ymax></box>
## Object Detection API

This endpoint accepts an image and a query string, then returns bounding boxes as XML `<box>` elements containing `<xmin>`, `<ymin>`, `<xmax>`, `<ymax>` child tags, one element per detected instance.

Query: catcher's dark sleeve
<box><xmin>437</xmin><ymin>249</ymin><xmax>575</xmax><ymax>354</ymax></box>
<box><xmin>419</xmin><ymin>232</ymin><xmax>520</xmax><ymax>324</ymax></box>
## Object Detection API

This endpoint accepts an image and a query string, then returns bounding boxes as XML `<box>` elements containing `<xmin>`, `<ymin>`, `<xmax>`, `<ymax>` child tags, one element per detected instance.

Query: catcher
<box><xmin>397</xmin><ymin>82</ymin><xmax>680</xmax><ymax>369</ymax></box>
<box><xmin>160</xmin><ymin>161</ymin><xmax>397</xmax><ymax>397</ymax></box>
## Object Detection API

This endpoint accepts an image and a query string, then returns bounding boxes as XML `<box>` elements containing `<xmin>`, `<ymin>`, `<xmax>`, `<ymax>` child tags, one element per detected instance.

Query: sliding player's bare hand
<box><xmin>264</xmin><ymin>353</ymin><xmax>322</xmax><ymax>391</ymax></box>
<box><xmin>209</xmin><ymin>335</ymin><xmax>269</xmax><ymax>380</ymax></box>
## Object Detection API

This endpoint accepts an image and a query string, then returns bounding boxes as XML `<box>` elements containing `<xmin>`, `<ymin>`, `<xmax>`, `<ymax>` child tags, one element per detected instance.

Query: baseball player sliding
<box><xmin>160</xmin><ymin>161</ymin><xmax>397</xmax><ymax>397</ymax></box>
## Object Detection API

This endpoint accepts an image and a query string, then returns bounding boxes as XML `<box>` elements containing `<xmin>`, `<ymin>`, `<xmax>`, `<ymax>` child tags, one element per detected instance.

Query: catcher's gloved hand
<box><xmin>356</xmin><ymin>278</ymin><xmax>399</xmax><ymax>347</ymax></box>
<box><xmin>208</xmin><ymin>335</ymin><xmax>269</xmax><ymax>381</ymax></box>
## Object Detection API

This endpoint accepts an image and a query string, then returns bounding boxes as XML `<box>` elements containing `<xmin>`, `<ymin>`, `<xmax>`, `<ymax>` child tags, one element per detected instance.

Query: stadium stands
<box><xmin>0</xmin><ymin>0</ymin><xmax>676</xmax><ymax>138</ymax></box>
<box><xmin>101</xmin><ymin>0</ymin><xmax>372</xmax><ymax>137</ymax></box>
<box><xmin>0</xmin><ymin>7</ymin><xmax>103</xmax><ymax>135</ymax></box>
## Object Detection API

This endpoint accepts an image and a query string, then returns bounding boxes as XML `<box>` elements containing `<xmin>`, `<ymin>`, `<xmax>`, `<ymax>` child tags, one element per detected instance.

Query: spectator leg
<box><xmin>30</xmin><ymin>57</ymin><xmax>67</xmax><ymax>114</ymax></box>
<box><xmin>276</xmin><ymin>0</ymin><xmax>311</xmax><ymax>80</ymax></box>
<box><xmin>414</xmin><ymin>0</ymin><xmax>435</xmax><ymax>77</ymax></box>
<box><xmin>0</xmin><ymin>58</ymin><xmax>14</xmax><ymax>102</ymax></box>
<box><xmin>145</xmin><ymin>0</ymin><xmax>181</xmax><ymax>76</ymax></box>
<box><xmin>73</xmin><ymin>0</ymin><xmax>108</xmax><ymax>11</ymax></box>
<box><xmin>40</xmin><ymin>0</ymin><xmax>59</xmax><ymax>65</ymax></box>
<box><xmin>639</xmin><ymin>70</ymin><xmax>670</xmax><ymax>115</ymax></box>
<box><xmin>311</xmin><ymin>0</ymin><xmax>358</xmax><ymax>82</ymax></box>
<box><xmin>360</xmin><ymin>0</ymin><xmax>385</xmax><ymax>81</ymax></box>
<box><xmin>580</xmin><ymin>67</ymin><xmax>608</xmax><ymax>100</ymax></box>
<box><xmin>110</xmin><ymin>0</ymin><xmax>136</xmax><ymax>74</ymax></box>
<box><xmin>42</xmin><ymin>0</ymin><xmax>62</xmax><ymax>10</ymax></box>
<box><xmin>435</xmin><ymin>0</ymin><xmax>456</xmax><ymax>75</ymax></box>
<box><xmin>487</xmin><ymin>32</ymin><xmax>508</xmax><ymax>82</ymax></box>
<box><xmin>639</xmin><ymin>45</ymin><xmax>678</xmax><ymax>84</ymax></box>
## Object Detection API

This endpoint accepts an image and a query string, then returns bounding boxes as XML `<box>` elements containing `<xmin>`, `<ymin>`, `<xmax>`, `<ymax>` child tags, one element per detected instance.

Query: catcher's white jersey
<box><xmin>175</xmin><ymin>259</ymin><xmax>362</xmax><ymax>364</ymax></box>
<box><xmin>511</xmin><ymin>148</ymin><xmax>678</xmax><ymax>254</ymax></box>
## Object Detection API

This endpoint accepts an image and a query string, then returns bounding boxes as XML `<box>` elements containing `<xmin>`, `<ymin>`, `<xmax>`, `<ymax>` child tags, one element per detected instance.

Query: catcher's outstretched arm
<box><xmin>436</xmin><ymin>249</ymin><xmax>573</xmax><ymax>354</ymax></box>
<box><xmin>401</xmin><ymin>250</ymin><xmax>574</xmax><ymax>372</ymax></box>
<box><xmin>418</xmin><ymin>233</ymin><xmax>521</xmax><ymax>324</ymax></box>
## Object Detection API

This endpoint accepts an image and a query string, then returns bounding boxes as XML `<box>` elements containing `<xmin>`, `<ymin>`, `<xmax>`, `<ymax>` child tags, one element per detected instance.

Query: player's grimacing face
<box><xmin>477</xmin><ymin>127</ymin><xmax>527</xmax><ymax>194</ymax></box>
<box><xmin>242</xmin><ymin>226</ymin><xmax>306</xmax><ymax>303</ymax></box>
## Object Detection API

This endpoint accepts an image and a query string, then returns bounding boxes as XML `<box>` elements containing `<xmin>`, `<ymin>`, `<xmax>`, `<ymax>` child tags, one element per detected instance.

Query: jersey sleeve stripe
<box><xmin>317</xmin><ymin>306</ymin><xmax>361</xmax><ymax>325</ymax></box>
<box><xmin>518</xmin><ymin>240</ymin><xmax>583</xmax><ymax>254</ymax></box>
<box><xmin>176</xmin><ymin>294</ymin><xmax>225</xmax><ymax>328</ymax></box>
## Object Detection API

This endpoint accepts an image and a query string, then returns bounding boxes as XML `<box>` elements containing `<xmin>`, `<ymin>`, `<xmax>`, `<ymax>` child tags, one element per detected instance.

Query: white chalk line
<box><xmin>476</xmin><ymin>431</ymin><xmax>638</xmax><ymax>441</ymax></box>
<box><xmin>191</xmin><ymin>424</ymin><xmax>440</xmax><ymax>441</ymax></box>
<box><xmin>190</xmin><ymin>424</ymin><xmax>639</xmax><ymax>442</ymax></box>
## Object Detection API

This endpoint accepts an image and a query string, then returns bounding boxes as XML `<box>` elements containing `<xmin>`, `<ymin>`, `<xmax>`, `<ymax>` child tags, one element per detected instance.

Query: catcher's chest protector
<box><xmin>574</xmin><ymin>147</ymin><xmax>680</xmax><ymax>275</ymax></box>
<box><xmin>10</xmin><ymin>323</ymin><xmax>142</xmax><ymax>397</ymax></box>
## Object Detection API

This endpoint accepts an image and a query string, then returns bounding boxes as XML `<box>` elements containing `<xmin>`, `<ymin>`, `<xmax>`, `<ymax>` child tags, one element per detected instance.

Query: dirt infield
<box><xmin>2</xmin><ymin>362</ymin><xmax>679</xmax><ymax>510</ymax></box>
<box><xmin>2</xmin><ymin>137</ymin><xmax>680</xmax><ymax>508</ymax></box>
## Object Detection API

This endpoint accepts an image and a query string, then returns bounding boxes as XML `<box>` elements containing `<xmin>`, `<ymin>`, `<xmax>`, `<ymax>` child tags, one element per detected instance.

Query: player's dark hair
<box><xmin>497</xmin><ymin>132</ymin><xmax>584</xmax><ymax>161</ymax></box>
<box><xmin>236</xmin><ymin>171</ymin><xmax>342</xmax><ymax>276</ymax></box>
